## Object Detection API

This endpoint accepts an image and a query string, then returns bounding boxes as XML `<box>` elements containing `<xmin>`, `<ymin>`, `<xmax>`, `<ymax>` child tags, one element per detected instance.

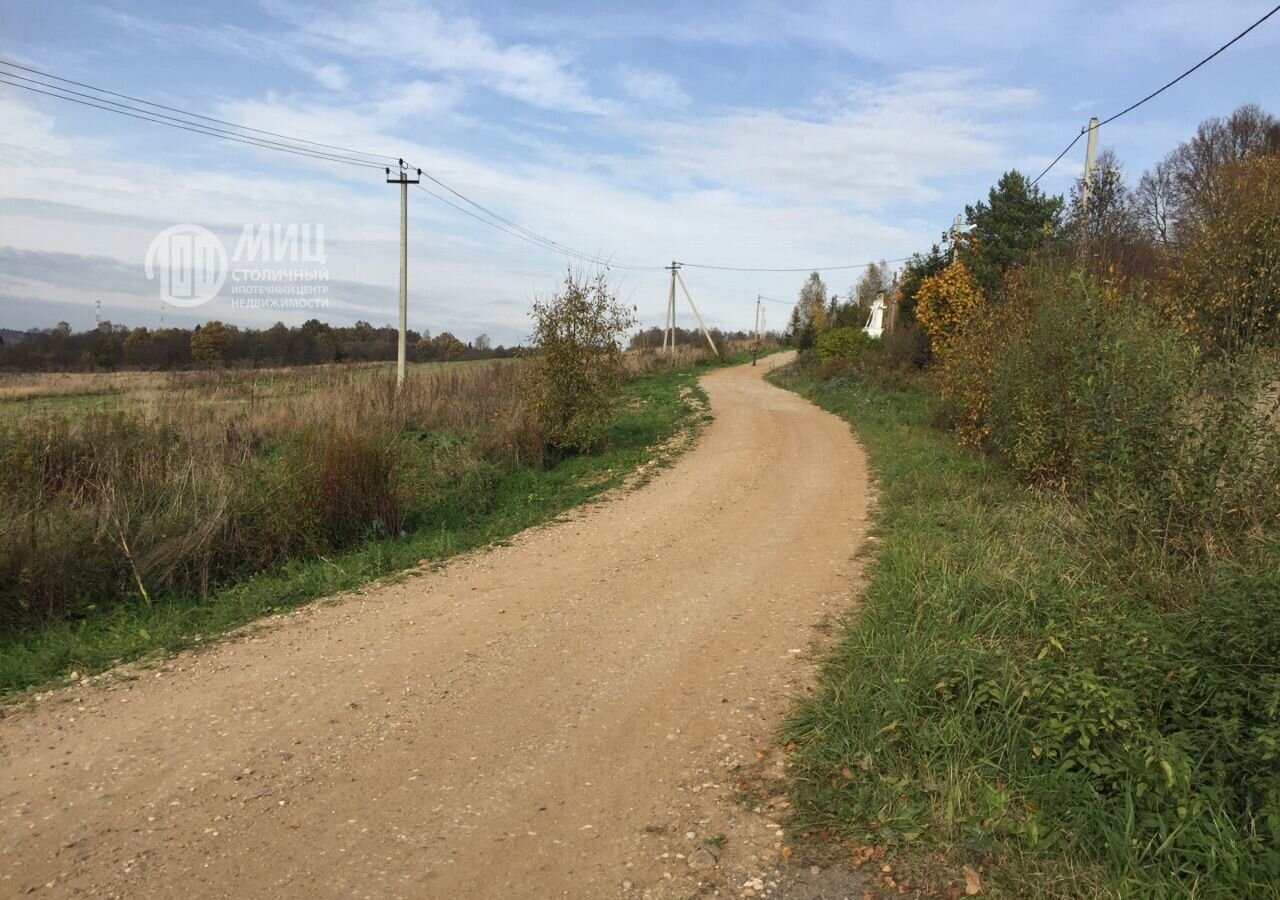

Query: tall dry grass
<box><xmin>0</xmin><ymin>361</ymin><xmax>537</xmax><ymax>633</ymax></box>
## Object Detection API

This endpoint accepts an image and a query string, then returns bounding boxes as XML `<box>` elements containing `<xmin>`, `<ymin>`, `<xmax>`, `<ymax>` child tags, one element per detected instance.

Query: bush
<box><xmin>815</xmin><ymin>326</ymin><xmax>876</xmax><ymax>362</ymax></box>
<box><xmin>985</xmin><ymin>266</ymin><xmax>1280</xmax><ymax>573</ymax></box>
<box><xmin>988</xmin><ymin>269</ymin><xmax>1195</xmax><ymax>491</ymax></box>
<box><xmin>525</xmin><ymin>271</ymin><xmax>636</xmax><ymax>454</ymax></box>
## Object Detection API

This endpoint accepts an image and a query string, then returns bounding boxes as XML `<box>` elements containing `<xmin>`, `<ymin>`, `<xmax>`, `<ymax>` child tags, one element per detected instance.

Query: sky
<box><xmin>1</xmin><ymin>0</ymin><xmax>1278</xmax><ymax>346</ymax></box>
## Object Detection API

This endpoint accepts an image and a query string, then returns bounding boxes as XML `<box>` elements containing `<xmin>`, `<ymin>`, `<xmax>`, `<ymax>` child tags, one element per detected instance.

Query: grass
<box><xmin>0</xmin><ymin>363</ymin><xmax>712</xmax><ymax>695</ymax></box>
<box><xmin>768</xmin><ymin>362</ymin><xmax>1280</xmax><ymax>899</ymax></box>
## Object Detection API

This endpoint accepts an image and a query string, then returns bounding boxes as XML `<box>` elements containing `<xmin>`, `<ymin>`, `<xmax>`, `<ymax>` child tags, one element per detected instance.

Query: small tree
<box><xmin>1164</xmin><ymin>154</ymin><xmax>1280</xmax><ymax>354</ymax></box>
<box><xmin>431</xmin><ymin>331</ymin><xmax>466</xmax><ymax>360</ymax></box>
<box><xmin>915</xmin><ymin>258</ymin><xmax>984</xmax><ymax>357</ymax></box>
<box><xmin>526</xmin><ymin>270</ymin><xmax>636</xmax><ymax>454</ymax></box>
<box><xmin>793</xmin><ymin>271</ymin><xmax>829</xmax><ymax>350</ymax></box>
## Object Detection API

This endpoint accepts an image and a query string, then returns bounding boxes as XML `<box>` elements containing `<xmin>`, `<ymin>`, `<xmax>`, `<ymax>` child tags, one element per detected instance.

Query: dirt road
<box><xmin>0</xmin><ymin>354</ymin><xmax>871</xmax><ymax>899</ymax></box>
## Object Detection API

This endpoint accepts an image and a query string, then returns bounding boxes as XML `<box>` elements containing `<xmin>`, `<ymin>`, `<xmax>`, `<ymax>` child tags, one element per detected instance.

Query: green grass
<box><xmin>0</xmin><ymin>365</ymin><xmax>710</xmax><ymax>695</ymax></box>
<box><xmin>768</xmin><ymin>363</ymin><xmax>1280</xmax><ymax>899</ymax></box>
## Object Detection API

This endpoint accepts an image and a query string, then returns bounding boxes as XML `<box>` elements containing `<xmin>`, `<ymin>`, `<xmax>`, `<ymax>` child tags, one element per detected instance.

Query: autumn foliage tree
<box><xmin>190</xmin><ymin>321</ymin><xmax>229</xmax><ymax>364</ymax></box>
<box><xmin>1163</xmin><ymin>154</ymin><xmax>1280</xmax><ymax>355</ymax></box>
<box><xmin>914</xmin><ymin>256</ymin><xmax>984</xmax><ymax>357</ymax></box>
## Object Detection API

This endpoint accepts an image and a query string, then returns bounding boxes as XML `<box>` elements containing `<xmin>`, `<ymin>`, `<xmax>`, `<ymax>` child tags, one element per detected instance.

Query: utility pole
<box><xmin>672</xmin><ymin>265</ymin><xmax>719</xmax><ymax>358</ymax></box>
<box><xmin>1082</xmin><ymin>117</ymin><xmax>1100</xmax><ymax>215</ymax></box>
<box><xmin>752</xmin><ymin>295</ymin><xmax>762</xmax><ymax>365</ymax></box>
<box><xmin>386</xmin><ymin>159</ymin><xmax>421</xmax><ymax>388</ymax></box>
<box><xmin>663</xmin><ymin>262</ymin><xmax>678</xmax><ymax>354</ymax></box>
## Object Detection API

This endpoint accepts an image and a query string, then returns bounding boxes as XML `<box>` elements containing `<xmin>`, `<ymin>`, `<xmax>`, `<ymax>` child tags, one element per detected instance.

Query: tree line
<box><xmin>784</xmin><ymin>102</ymin><xmax>1280</xmax><ymax>371</ymax></box>
<box><xmin>0</xmin><ymin>319</ymin><xmax>517</xmax><ymax>371</ymax></box>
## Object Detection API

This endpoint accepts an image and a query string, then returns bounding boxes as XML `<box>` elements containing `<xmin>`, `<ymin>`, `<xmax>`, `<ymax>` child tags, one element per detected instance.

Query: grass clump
<box><xmin>770</xmin><ymin>363</ymin><xmax>1280</xmax><ymax>898</ymax></box>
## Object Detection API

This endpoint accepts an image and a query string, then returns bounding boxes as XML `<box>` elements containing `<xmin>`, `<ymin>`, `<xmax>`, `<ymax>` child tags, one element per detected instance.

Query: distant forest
<box><xmin>0</xmin><ymin>319</ymin><xmax>517</xmax><ymax>371</ymax></box>
<box><xmin>0</xmin><ymin>319</ymin><xmax>765</xmax><ymax>371</ymax></box>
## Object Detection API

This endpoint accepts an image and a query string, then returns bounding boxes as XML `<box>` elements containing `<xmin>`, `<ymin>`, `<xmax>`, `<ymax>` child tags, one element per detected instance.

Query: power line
<box><xmin>0</xmin><ymin>57</ymin><xmax>397</xmax><ymax>164</ymax></box>
<box><xmin>1098</xmin><ymin>2</ymin><xmax>1280</xmax><ymax>129</ymax></box>
<box><xmin>1030</xmin><ymin>2</ymin><xmax>1280</xmax><ymax>186</ymax></box>
<box><xmin>0</xmin><ymin>76</ymin><xmax>386</xmax><ymax>170</ymax></box>
<box><xmin>413</xmin><ymin>182</ymin><xmax>661</xmax><ymax>270</ymax></box>
<box><xmin>676</xmin><ymin>256</ymin><xmax>913</xmax><ymax>274</ymax></box>
<box><xmin>0</xmin><ymin>57</ymin><xmax>662</xmax><ymax>269</ymax></box>
<box><xmin>409</xmin><ymin>165</ymin><xmax>660</xmax><ymax>270</ymax></box>
<box><xmin>1029</xmin><ymin>131</ymin><xmax>1085</xmax><ymax>188</ymax></box>
<box><xmin>5</xmin><ymin>0</ymin><xmax>1275</xmax><ymax>279</ymax></box>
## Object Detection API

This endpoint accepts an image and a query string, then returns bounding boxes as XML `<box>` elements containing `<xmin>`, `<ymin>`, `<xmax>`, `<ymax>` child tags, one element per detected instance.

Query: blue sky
<box><xmin>1</xmin><ymin>0</ymin><xmax>1277</xmax><ymax>345</ymax></box>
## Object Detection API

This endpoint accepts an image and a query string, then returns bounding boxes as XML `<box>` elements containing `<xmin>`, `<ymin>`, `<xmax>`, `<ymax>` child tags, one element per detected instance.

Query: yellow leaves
<box><xmin>916</xmin><ymin>259</ymin><xmax>985</xmax><ymax>356</ymax></box>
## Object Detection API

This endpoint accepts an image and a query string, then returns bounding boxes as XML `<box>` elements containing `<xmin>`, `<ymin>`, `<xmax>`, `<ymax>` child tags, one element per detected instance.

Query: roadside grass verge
<box><xmin>768</xmin><ymin>363</ymin><xmax>1280</xmax><ymax>899</ymax></box>
<box><xmin>0</xmin><ymin>365</ymin><xmax>710</xmax><ymax>695</ymax></box>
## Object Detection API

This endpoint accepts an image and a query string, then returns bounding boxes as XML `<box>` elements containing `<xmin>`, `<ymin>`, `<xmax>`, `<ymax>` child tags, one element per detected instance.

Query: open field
<box><xmin>0</xmin><ymin>345</ymin><xmax>743</xmax><ymax>693</ymax></box>
<box><xmin>0</xmin><ymin>357</ymin><xmax>518</xmax><ymax>410</ymax></box>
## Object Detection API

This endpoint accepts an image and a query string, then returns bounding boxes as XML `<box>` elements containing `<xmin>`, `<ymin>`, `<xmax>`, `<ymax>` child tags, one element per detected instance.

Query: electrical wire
<box><xmin>0</xmin><ymin>57</ymin><xmax>397</xmax><ymax>164</ymax></box>
<box><xmin>1098</xmin><ymin>2</ymin><xmax>1280</xmax><ymax>128</ymax></box>
<box><xmin>0</xmin><ymin>76</ymin><xmax>385</xmax><ymax>170</ymax></box>
<box><xmin>1029</xmin><ymin>130</ymin><xmax>1085</xmax><ymax>188</ymax></box>
<box><xmin>407</xmin><ymin>166</ymin><xmax>658</xmax><ymax>270</ymax></box>
<box><xmin>412</xmin><ymin>182</ymin><xmax>662</xmax><ymax>270</ymax></box>
<box><xmin>676</xmin><ymin>255</ymin><xmax>913</xmax><ymax>274</ymax></box>
<box><xmin>1030</xmin><ymin>2</ymin><xmax>1280</xmax><ymax>186</ymax></box>
<box><xmin>4</xmin><ymin>0</ymin><xmax>1276</xmax><ymax>276</ymax></box>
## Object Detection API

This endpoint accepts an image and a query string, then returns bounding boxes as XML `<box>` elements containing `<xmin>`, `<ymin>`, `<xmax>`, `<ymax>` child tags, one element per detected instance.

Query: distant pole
<box><xmin>1082</xmin><ymin>117</ymin><xmax>1100</xmax><ymax>215</ymax></box>
<box><xmin>952</xmin><ymin>213</ymin><xmax>964</xmax><ymax>260</ymax></box>
<box><xmin>753</xmin><ymin>295</ymin><xmax>762</xmax><ymax>365</ymax></box>
<box><xmin>386</xmin><ymin>159</ymin><xmax>421</xmax><ymax>388</ymax></box>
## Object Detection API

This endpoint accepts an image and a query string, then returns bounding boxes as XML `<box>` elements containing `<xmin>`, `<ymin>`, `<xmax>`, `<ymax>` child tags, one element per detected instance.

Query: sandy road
<box><xmin>0</xmin><ymin>354</ymin><xmax>870</xmax><ymax>899</ymax></box>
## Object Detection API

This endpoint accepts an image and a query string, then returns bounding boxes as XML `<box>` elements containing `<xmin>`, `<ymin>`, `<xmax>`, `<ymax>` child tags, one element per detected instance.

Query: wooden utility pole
<box><xmin>386</xmin><ymin>159</ymin><xmax>421</xmax><ymax>388</ymax></box>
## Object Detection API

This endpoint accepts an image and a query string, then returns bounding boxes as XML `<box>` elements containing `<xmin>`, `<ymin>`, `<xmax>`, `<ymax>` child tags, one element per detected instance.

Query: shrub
<box><xmin>815</xmin><ymin>326</ymin><xmax>876</xmax><ymax>362</ymax></box>
<box><xmin>525</xmin><ymin>270</ymin><xmax>636</xmax><ymax>454</ymax></box>
<box><xmin>988</xmin><ymin>269</ymin><xmax>1196</xmax><ymax>491</ymax></box>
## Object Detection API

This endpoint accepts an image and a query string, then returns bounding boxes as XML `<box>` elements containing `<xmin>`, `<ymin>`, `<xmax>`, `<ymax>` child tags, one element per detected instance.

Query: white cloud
<box><xmin>615</xmin><ymin>66</ymin><xmax>690</xmax><ymax>108</ymax></box>
<box><xmin>272</xmin><ymin>0</ymin><xmax>615</xmax><ymax>115</ymax></box>
<box><xmin>618</xmin><ymin>69</ymin><xmax>1038</xmax><ymax>208</ymax></box>
<box><xmin>309</xmin><ymin>63</ymin><xmax>350</xmax><ymax>92</ymax></box>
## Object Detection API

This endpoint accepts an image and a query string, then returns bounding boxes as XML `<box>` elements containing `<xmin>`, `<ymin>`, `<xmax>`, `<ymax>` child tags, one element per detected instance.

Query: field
<box><xmin>0</xmin><ymin>346</ymin><xmax>730</xmax><ymax>693</ymax></box>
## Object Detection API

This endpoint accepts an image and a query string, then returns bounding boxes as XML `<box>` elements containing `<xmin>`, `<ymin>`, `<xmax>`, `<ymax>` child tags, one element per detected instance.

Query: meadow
<box><xmin>0</xmin><ymin>345</ymin><xmax>727</xmax><ymax>693</ymax></box>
